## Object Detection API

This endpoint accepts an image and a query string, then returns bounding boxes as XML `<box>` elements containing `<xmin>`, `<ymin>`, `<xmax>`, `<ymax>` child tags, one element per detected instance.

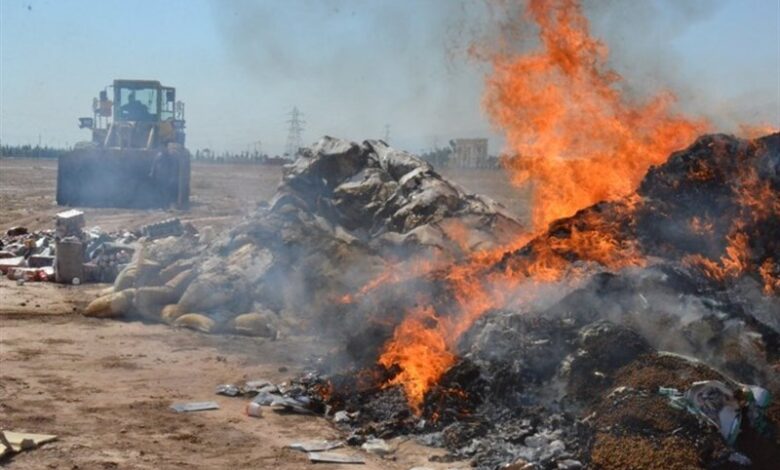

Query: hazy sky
<box><xmin>1</xmin><ymin>0</ymin><xmax>778</xmax><ymax>155</ymax></box>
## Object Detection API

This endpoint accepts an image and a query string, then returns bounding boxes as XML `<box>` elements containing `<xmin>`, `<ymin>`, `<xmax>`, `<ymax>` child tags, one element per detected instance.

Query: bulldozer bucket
<box><xmin>56</xmin><ymin>146</ymin><xmax>190</xmax><ymax>209</ymax></box>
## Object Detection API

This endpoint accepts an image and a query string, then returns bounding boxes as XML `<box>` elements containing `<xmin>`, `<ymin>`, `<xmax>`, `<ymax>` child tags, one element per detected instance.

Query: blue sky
<box><xmin>1</xmin><ymin>0</ymin><xmax>778</xmax><ymax>154</ymax></box>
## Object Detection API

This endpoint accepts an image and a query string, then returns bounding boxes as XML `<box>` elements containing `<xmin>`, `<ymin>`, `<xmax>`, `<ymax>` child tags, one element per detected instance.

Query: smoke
<box><xmin>208</xmin><ymin>0</ymin><xmax>776</xmax><ymax>155</ymax></box>
<box><xmin>474</xmin><ymin>0</ymin><xmax>777</xmax><ymax>132</ymax></box>
<box><xmin>208</xmin><ymin>0</ymin><xmax>494</xmax><ymax>153</ymax></box>
<box><xmin>585</xmin><ymin>0</ymin><xmax>778</xmax><ymax>131</ymax></box>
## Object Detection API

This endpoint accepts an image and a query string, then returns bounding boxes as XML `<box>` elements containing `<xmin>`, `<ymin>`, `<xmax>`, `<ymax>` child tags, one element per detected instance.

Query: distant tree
<box><xmin>0</xmin><ymin>144</ymin><xmax>70</xmax><ymax>159</ymax></box>
<box><xmin>419</xmin><ymin>142</ymin><xmax>454</xmax><ymax>169</ymax></box>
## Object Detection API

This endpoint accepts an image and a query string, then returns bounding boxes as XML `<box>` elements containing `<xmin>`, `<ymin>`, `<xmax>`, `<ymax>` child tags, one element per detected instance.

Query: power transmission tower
<box><xmin>384</xmin><ymin>124</ymin><xmax>390</xmax><ymax>143</ymax></box>
<box><xmin>285</xmin><ymin>107</ymin><xmax>305</xmax><ymax>157</ymax></box>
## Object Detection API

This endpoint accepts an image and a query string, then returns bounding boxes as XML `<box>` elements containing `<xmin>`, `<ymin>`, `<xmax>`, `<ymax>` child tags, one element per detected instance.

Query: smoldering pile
<box><xmin>85</xmin><ymin>136</ymin><xmax>523</xmax><ymax>335</ymax></box>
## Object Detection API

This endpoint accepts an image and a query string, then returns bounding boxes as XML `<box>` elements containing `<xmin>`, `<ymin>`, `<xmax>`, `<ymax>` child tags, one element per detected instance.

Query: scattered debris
<box><xmin>660</xmin><ymin>380</ymin><xmax>772</xmax><ymax>445</ymax></box>
<box><xmin>729</xmin><ymin>452</ymin><xmax>752</xmax><ymax>466</ymax></box>
<box><xmin>245</xmin><ymin>402</ymin><xmax>263</xmax><ymax>418</ymax></box>
<box><xmin>251</xmin><ymin>391</ymin><xmax>279</xmax><ymax>406</ymax></box>
<box><xmin>55</xmin><ymin>237</ymin><xmax>84</xmax><ymax>283</ymax></box>
<box><xmin>307</xmin><ymin>451</ymin><xmax>365</xmax><ymax>464</ymax></box>
<box><xmin>55</xmin><ymin>209</ymin><xmax>85</xmax><ymax>237</ymax></box>
<box><xmin>333</xmin><ymin>410</ymin><xmax>351</xmax><ymax>423</ymax></box>
<box><xmin>215</xmin><ymin>384</ymin><xmax>241</xmax><ymax>397</ymax></box>
<box><xmin>271</xmin><ymin>396</ymin><xmax>315</xmax><ymax>415</ymax></box>
<box><xmin>0</xmin><ymin>257</ymin><xmax>25</xmax><ymax>275</ymax></box>
<box><xmin>360</xmin><ymin>438</ymin><xmax>393</xmax><ymax>456</ymax></box>
<box><xmin>288</xmin><ymin>440</ymin><xmax>343</xmax><ymax>452</ymax></box>
<box><xmin>0</xmin><ymin>430</ymin><xmax>57</xmax><ymax>458</ymax></box>
<box><xmin>140</xmin><ymin>218</ymin><xmax>183</xmax><ymax>239</ymax></box>
<box><xmin>2</xmin><ymin>209</ymin><xmax>139</xmax><ymax>284</ymax></box>
<box><xmin>5</xmin><ymin>227</ymin><xmax>28</xmax><ymax>237</ymax></box>
<box><xmin>169</xmin><ymin>401</ymin><xmax>220</xmax><ymax>413</ymax></box>
<box><xmin>243</xmin><ymin>379</ymin><xmax>274</xmax><ymax>394</ymax></box>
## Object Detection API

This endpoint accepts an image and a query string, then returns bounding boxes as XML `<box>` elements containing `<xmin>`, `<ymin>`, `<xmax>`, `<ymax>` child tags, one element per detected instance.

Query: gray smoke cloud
<box><xmin>208</xmin><ymin>0</ymin><xmax>494</xmax><ymax>154</ymax></box>
<box><xmin>210</xmin><ymin>0</ymin><xmax>775</xmax><ymax>157</ymax></box>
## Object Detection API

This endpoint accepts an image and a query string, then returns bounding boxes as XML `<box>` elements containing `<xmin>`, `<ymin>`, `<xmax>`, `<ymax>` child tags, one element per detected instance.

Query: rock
<box><xmin>174</xmin><ymin>313</ymin><xmax>216</xmax><ymax>333</ymax></box>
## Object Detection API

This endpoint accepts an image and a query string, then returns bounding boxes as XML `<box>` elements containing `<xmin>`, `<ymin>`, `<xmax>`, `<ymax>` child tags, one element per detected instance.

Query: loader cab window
<box><xmin>117</xmin><ymin>86</ymin><xmax>158</xmax><ymax>121</ymax></box>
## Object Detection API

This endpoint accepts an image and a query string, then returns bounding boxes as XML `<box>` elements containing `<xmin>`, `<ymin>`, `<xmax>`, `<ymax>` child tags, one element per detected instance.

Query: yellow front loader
<box><xmin>57</xmin><ymin>79</ymin><xmax>190</xmax><ymax>209</ymax></box>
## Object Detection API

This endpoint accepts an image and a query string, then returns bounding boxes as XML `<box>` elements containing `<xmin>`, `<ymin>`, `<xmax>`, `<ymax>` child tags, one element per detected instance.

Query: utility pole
<box><xmin>384</xmin><ymin>124</ymin><xmax>390</xmax><ymax>143</ymax></box>
<box><xmin>285</xmin><ymin>107</ymin><xmax>305</xmax><ymax>157</ymax></box>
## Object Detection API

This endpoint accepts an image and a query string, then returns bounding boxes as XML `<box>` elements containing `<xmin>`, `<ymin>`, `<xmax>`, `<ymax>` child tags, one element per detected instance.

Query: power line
<box><xmin>285</xmin><ymin>107</ymin><xmax>305</xmax><ymax>157</ymax></box>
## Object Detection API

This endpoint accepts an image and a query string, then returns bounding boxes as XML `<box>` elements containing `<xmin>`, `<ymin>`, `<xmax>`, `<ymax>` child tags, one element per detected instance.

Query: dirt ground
<box><xmin>0</xmin><ymin>158</ymin><xmax>530</xmax><ymax>233</ymax></box>
<box><xmin>1</xmin><ymin>157</ymin><xmax>529</xmax><ymax>469</ymax></box>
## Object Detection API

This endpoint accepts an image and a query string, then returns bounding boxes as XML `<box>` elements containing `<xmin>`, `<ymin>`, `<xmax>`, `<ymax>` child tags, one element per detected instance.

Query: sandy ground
<box><xmin>0</xmin><ymin>158</ymin><xmax>530</xmax><ymax>233</ymax></box>
<box><xmin>0</xmin><ymin>157</ymin><xmax>530</xmax><ymax>469</ymax></box>
<box><xmin>0</xmin><ymin>158</ymin><xmax>283</xmax><ymax>233</ymax></box>
<box><xmin>1</xmin><ymin>313</ymin><xmax>457</xmax><ymax>469</ymax></box>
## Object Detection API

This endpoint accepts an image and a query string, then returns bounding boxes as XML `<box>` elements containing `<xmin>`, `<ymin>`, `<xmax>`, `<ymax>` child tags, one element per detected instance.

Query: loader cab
<box><xmin>61</xmin><ymin>78</ymin><xmax>192</xmax><ymax>209</ymax></box>
<box><xmin>115</xmin><ymin>81</ymin><xmax>160</xmax><ymax>122</ymax></box>
<box><xmin>85</xmin><ymin>79</ymin><xmax>186</xmax><ymax>149</ymax></box>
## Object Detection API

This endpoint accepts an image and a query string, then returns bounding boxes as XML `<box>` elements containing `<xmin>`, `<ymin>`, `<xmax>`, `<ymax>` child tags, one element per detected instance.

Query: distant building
<box><xmin>452</xmin><ymin>138</ymin><xmax>488</xmax><ymax>168</ymax></box>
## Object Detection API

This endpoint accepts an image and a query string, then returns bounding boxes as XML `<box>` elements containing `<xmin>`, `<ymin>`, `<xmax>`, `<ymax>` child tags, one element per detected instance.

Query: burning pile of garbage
<box><xmin>86</xmin><ymin>131</ymin><xmax>779</xmax><ymax>468</ymax></box>
<box><xmin>303</xmin><ymin>132</ymin><xmax>779</xmax><ymax>468</ymax></box>
<box><xmin>74</xmin><ymin>0</ymin><xmax>778</xmax><ymax>466</ymax></box>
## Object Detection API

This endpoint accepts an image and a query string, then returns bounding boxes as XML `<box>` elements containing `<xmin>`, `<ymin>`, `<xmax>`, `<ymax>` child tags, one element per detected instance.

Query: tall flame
<box><xmin>484</xmin><ymin>0</ymin><xmax>708</xmax><ymax>231</ymax></box>
<box><xmin>377</xmin><ymin>0</ymin><xmax>710</xmax><ymax>412</ymax></box>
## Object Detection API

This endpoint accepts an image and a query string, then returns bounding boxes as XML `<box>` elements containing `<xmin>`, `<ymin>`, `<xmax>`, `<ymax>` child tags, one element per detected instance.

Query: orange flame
<box><xmin>739</xmin><ymin>123</ymin><xmax>779</xmax><ymax>139</ymax></box>
<box><xmin>684</xmin><ymin>160</ymin><xmax>780</xmax><ymax>287</ymax></box>
<box><xmin>484</xmin><ymin>0</ymin><xmax>708</xmax><ymax>231</ymax></box>
<box><xmin>760</xmin><ymin>260</ymin><xmax>780</xmax><ymax>295</ymax></box>
<box><xmin>376</xmin><ymin>0</ymin><xmax>719</xmax><ymax>412</ymax></box>
<box><xmin>378</xmin><ymin>305</ymin><xmax>456</xmax><ymax>413</ymax></box>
